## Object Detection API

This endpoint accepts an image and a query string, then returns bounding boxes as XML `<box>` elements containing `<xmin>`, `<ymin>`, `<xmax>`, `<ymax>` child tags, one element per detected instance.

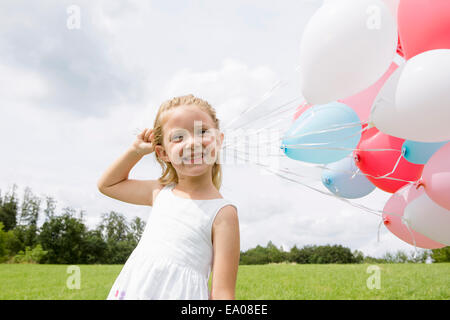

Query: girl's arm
<box><xmin>97</xmin><ymin>128</ymin><xmax>162</xmax><ymax>206</ymax></box>
<box><xmin>210</xmin><ymin>205</ymin><xmax>240</xmax><ymax>300</ymax></box>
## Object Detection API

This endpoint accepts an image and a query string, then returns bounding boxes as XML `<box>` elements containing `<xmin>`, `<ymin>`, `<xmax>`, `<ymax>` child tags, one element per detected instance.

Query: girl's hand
<box><xmin>132</xmin><ymin>128</ymin><xmax>155</xmax><ymax>156</ymax></box>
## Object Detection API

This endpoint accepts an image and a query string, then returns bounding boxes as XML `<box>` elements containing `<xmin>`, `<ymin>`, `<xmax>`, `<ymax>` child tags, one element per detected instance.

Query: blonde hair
<box><xmin>152</xmin><ymin>94</ymin><xmax>223</xmax><ymax>190</ymax></box>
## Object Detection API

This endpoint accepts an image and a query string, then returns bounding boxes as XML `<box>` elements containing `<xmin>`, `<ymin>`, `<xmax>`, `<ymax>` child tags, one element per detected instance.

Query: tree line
<box><xmin>0</xmin><ymin>185</ymin><xmax>144</xmax><ymax>264</ymax></box>
<box><xmin>239</xmin><ymin>241</ymin><xmax>449</xmax><ymax>264</ymax></box>
<box><xmin>0</xmin><ymin>184</ymin><xmax>449</xmax><ymax>264</ymax></box>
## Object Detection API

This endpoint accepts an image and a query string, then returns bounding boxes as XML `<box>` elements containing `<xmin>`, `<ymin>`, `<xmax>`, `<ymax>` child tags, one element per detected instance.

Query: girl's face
<box><xmin>155</xmin><ymin>104</ymin><xmax>223</xmax><ymax>177</ymax></box>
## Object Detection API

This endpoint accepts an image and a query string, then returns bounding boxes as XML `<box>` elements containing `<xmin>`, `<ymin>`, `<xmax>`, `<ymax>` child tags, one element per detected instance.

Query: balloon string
<box><xmin>229</xmin><ymin>153</ymin><xmax>421</xmax><ymax>251</ymax></box>
<box><xmin>225</xmin><ymin>95</ymin><xmax>302</xmax><ymax>132</ymax></box>
<box><xmin>373</xmin><ymin>152</ymin><xmax>403</xmax><ymax>179</ymax></box>
<box><xmin>283</xmin><ymin>146</ymin><xmax>400</xmax><ymax>152</ymax></box>
<box><xmin>377</xmin><ymin>218</ymin><xmax>383</xmax><ymax>243</ymax></box>
<box><xmin>251</xmin><ymin>96</ymin><xmax>303</xmax><ymax>124</ymax></box>
<box><xmin>281</xmin><ymin>120</ymin><xmax>366</xmax><ymax>141</ymax></box>
<box><xmin>224</xmin><ymin>144</ymin><xmax>418</xmax><ymax>184</ymax></box>
<box><xmin>222</xmin><ymin>80</ymin><xmax>286</xmax><ymax>130</ymax></box>
<box><xmin>222</xmin><ymin>116</ymin><xmax>289</xmax><ymax>149</ymax></box>
<box><xmin>222</xmin><ymin>148</ymin><xmax>284</xmax><ymax>158</ymax></box>
<box><xmin>230</xmin><ymin>155</ymin><xmax>422</xmax><ymax>252</ymax></box>
<box><xmin>224</xmin><ymin>104</ymin><xmax>371</xmax><ymax>150</ymax></box>
<box><xmin>369</xmin><ymin>94</ymin><xmax>395</xmax><ymax>124</ymax></box>
<box><xmin>401</xmin><ymin>216</ymin><xmax>418</xmax><ymax>258</ymax></box>
<box><xmin>282</xmin><ymin>127</ymin><xmax>366</xmax><ymax>148</ymax></box>
<box><xmin>350</xmin><ymin>167</ymin><xmax>360</xmax><ymax>180</ymax></box>
<box><xmin>223</xmin><ymin>64</ymin><xmax>304</xmax><ymax>131</ymax></box>
<box><xmin>333</xmin><ymin>184</ymin><xmax>339</xmax><ymax>196</ymax></box>
<box><xmin>276</xmin><ymin>162</ymin><xmax>411</xmax><ymax>221</ymax></box>
<box><xmin>264</xmin><ymin>166</ymin><xmax>382</xmax><ymax>218</ymax></box>
<box><xmin>224</xmin><ymin>119</ymin><xmax>369</xmax><ymax>150</ymax></box>
<box><xmin>233</xmin><ymin>154</ymin><xmax>383</xmax><ymax>218</ymax></box>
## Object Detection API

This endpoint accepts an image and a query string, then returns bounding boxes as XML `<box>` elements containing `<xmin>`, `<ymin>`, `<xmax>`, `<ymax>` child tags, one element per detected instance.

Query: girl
<box><xmin>98</xmin><ymin>94</ymin><xmax>240</xmax><ymax>300</ymax></box>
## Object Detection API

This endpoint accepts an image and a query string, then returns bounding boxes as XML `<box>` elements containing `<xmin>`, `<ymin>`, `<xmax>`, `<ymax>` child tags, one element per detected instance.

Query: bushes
<box><xmin>13</xmin><ymin>244</ymin><xmax>48</xmax><ymax>264</ymax></box>
<box><xmin>431</xmin><ymin>247</ymin><xmax>450</xmax><ymax>263</ymax></box>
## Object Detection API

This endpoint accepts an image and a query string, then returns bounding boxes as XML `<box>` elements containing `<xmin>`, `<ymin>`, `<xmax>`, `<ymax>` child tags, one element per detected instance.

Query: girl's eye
<box><xmin>193</xmin><ymin>129</ymin><xmax>208</xmax><ymax>137</ymax></box>
<box><xmin>172</xmin><ymin>135</ymin><xmax>183</xmax><ymax>141</ymax></box>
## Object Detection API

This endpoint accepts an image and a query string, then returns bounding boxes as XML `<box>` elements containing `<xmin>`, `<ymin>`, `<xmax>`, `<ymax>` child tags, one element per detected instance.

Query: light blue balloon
<box><xmin>281</xmin><ymin>102</ymin><xmax>361</xmax><ymax>164</ymax></box>
<box><xmin>402</xmin><ymin>140</ymin><xmax>448</xmax><ymax>164</ymax></box>
<box><xmin>322</xmin><ymin>156</ymin><xmax>376</xmax><ymax>199</ymax></box>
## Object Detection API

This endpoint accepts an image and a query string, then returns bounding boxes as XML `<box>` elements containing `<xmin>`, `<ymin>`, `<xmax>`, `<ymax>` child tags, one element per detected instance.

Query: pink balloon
<box><xmin>339</xmin><ymin>62</ymin><xmax>398</xmax><ymax>122</ymax></box>
<box><xmin>383</xmin><ymin>183</ymin><xmax>446</xmax><ymax>249</ymax></box>
<box><xmin>293</xmin><ymin>101</ymin><xmax>313</xmax><ymax>121</ymax></box>
<box><xmin>398</xmin><ymin>0</ymin><xmax>450</xmax><ymax>60</ymax></box>
<box><xmin>297</xmin><ymin>62</ymin><xmax>399</xmax><ymax>123</ymax></box>
<box><xmin>422</xmin><ymin>142</ymin><xmax>450</xmax><ymax>210</ymax></box>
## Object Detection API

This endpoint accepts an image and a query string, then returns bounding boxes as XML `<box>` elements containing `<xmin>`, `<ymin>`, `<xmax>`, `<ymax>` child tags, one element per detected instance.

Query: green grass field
<box><xmin>0</xmin><ymin>263</ymin><xmax>448</xmax><ymax>300</ymax></box>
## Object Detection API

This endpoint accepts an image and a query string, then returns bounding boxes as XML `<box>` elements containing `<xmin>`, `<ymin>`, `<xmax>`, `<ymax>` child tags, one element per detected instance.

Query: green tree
<box><xmin>129</xmin><ymin>216</ymin><xmax>146</xmax><ymax>246</ymax></box>
<box><xmin>295</xmin><ymin>245</ymin><xmax>316</xmax><ymax>264</ymax></box>
<box><xmin>240</xmin><ymin>245</ymin><xmax>270</xmax><ymax>265</ymax></box>
<box><xmin>353</xmin><ymin>250</ymin><xmax>364</xmax><ymax>263</ymax></box>
<box><xmin>80</xmin><ymin>229</ymin><xmax>107</xmax><ymax>264</ymax></box>
<box><xmin>0</xmin><ymin>184</ymin><xmax>19</xmax><ymax>231</ymax></box>
<box><xmin>266</xmin><ymin>241</ymin><xmax>284</xmax><ymax>263</ymax></box>
<box><xmin>98</xmin><ymin>211</ymin><xmax>130</xmax><ymax>242</ymax></box>
<box><xmin>0</xmin><ymin>222</ymin><xmax>9</xmax><ymax>262</ymax></box>
<box><xmin>97</xmin><ymin>211</ymin><xmax>136</xmax><ymax>264</ymax></box>
<box><xmin>43</xmin><ymin>196</ymin><xmax>57</xmax><ymax>222</ymax></box>
<box><xmin>431</xmin><ymin>247</ymin><xmax>450</xmax><ymax>262</ymax></box>
<box><xmin>19</xmin><ymin>187</ymin><xmax>41</xmax><ymax>227</ymax></box>
<box><xmin>288</xmin><ymin>245</ymin><xmax>301</xmax><ymax>263</ymax></box>
<box><xmin>16</xmin><ymin>187</ymin><xmax>41</xmax><ymax>249</ymax></box>
<box><xmin>394</xmin><ymin>250</ymin><xmax>409</xmax><ymax>263</ymax></box>
<box><xmin>38</xmin><ymin>209</ymin><xmax>87</xmax><ymax>264</ymax></box>
<box><xmin>383</xmin><ymin>251</ymin><xmax>396</xmax><ymax>263</ymax></box>
<box><xmin>8</xmin><ymin>225</ymin><xmax>38</xmax><ymax>254</ymax></box>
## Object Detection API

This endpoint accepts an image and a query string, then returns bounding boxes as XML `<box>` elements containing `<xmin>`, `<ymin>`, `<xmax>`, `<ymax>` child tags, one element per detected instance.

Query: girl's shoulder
<box><xmin>151</xmin><ymin>183</ymin><xmax>171</xmax><ymax>205</ymax></box>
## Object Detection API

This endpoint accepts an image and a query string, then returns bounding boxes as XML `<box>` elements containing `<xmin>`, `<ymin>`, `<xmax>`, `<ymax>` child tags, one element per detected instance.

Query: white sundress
<box><xmin>106</xmin><ymin>183</ymin><xmax>238</xmax><ymax>300</ymax></box>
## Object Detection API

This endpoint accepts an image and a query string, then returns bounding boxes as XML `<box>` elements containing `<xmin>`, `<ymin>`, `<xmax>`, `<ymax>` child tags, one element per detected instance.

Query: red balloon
<box><xmin>353</xmin><ymin>127</ymin><xmax>424</xmax><ymax>193</ymax></box>
<box><xmin>398</xmin><ymin>0</ymin><xmax>450</xmax><ymax>60</ymax></box>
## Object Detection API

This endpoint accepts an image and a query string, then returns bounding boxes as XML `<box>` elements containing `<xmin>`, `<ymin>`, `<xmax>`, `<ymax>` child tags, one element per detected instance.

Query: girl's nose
<box><xmin>184</xmin><ymin>135</ymin><xmax>203</xmax><ymax>151</ymax></box>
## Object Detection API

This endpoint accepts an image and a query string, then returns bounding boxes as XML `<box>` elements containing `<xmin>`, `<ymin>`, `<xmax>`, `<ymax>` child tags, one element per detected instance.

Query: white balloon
<box><xmin>299</xmin><ymin>0</ymin><xmax>397</xmax><ymax>105</ymax></box>
<box><xmin>369</xmin><ymin>64</ymin><xmax>403</xmax><ymax>132</ymax></box>
<box><xmin>403</xmin><ymin>193</ymin><xmax>450</xmax><ymax>246</ymax></box>
<box><xmin>371</xmin><ymin>49</ymin><xmax>450</xmax><ymax>142</ymax></box>
<box><xmin>382</xmin><ymin>0</ymin><xmax>399</xmax><ymax>22</ymax></box>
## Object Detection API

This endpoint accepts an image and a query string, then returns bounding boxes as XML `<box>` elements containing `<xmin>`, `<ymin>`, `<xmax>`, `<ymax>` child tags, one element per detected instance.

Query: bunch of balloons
<box><xmin>282</xmin><ymin>0</ymin><xmax>450</xmax><ymax>249</ymax></box>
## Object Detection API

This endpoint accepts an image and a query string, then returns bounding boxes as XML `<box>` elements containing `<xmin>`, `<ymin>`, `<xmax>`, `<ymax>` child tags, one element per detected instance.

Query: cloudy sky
<box><xmin>0</xmin><ymin>0</ymin><xmax>419</xmax><ymax>257</ymax></box>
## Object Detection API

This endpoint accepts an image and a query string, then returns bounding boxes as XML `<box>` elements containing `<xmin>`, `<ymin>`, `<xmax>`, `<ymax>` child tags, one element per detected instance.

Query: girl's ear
<box><xmin>155</xmin><ymin>145</ymin><xmax>170</xmax><ymax>162</ymax></box>
<box><xmin>218</xmin><ymin>132</ymin><xmax>224</xmax><ymax>148</ymax></box>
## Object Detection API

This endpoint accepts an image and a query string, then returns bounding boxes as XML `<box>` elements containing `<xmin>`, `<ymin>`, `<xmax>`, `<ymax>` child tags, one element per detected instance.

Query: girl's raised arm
<box><xmin>97</xmin><ymin>128</ymin><xmax>162</xmax><ymax>206</ymax></box>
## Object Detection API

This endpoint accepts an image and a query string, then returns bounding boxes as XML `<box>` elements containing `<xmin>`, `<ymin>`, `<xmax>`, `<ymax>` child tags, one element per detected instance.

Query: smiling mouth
<box><xmin>182</xmin><ymin>153</ymin><xmax>205</xmax><ymax>164</ymax></box>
